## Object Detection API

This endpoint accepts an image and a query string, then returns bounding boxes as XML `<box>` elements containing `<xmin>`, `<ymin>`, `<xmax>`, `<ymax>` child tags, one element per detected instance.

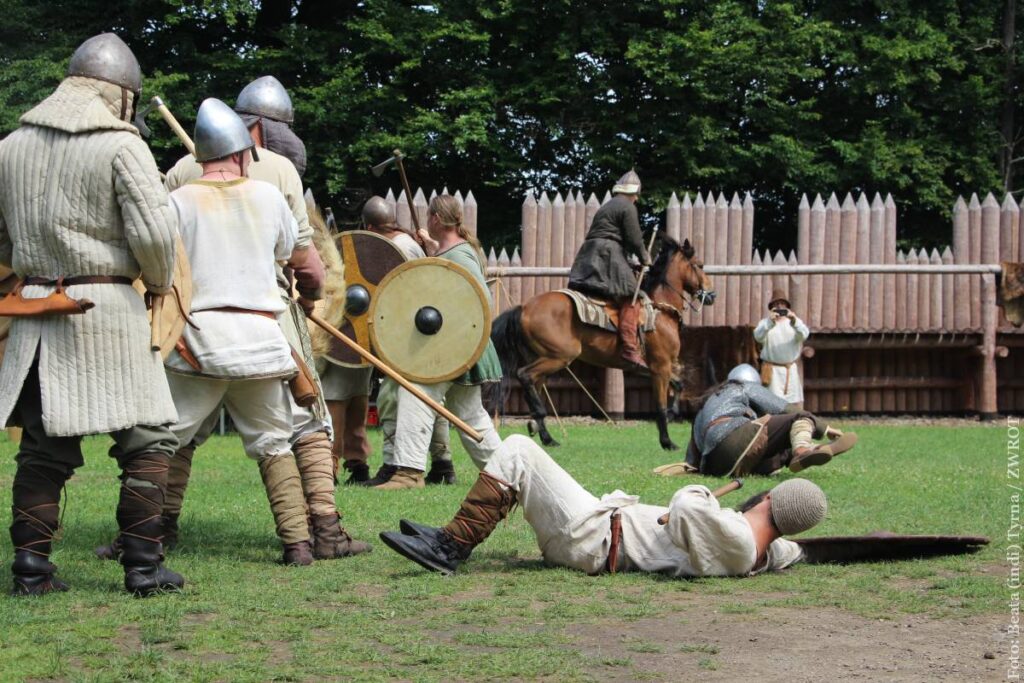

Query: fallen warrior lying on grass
<box><xmin>380</xmin><ymin>435</ymin><xmax>825</xmax><ymax>577</ymax></box>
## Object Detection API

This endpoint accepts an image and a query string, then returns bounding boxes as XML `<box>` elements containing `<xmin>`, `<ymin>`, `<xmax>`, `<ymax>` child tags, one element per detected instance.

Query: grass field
<box><xmin>0</xmin><ymin>419</ymin><xmax>1009</xmax><ymax>681</ymax></box>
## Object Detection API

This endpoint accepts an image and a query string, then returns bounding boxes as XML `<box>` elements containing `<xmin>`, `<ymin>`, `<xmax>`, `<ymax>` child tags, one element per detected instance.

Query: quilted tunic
<box><xmin>0</xmin><ymin>77</ymin><xmax>179</xmax><ymax>436</ymax></box>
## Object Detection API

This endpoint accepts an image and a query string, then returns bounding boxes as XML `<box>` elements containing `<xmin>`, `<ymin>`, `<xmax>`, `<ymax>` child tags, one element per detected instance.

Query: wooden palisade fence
<box><xmin>376</xmin><ymin>186</ymin><xmax>1020</xmax><ymax>416</ymax></box>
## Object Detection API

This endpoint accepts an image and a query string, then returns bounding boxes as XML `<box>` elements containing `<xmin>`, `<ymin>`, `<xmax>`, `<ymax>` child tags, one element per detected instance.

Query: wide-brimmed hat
<box><xmin>767</xmin><ymin>288</ymin><xmax>791</xmax><ymax>310</ymax></box>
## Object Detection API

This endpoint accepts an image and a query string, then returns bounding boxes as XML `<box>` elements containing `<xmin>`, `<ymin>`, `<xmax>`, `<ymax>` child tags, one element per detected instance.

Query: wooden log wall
<box><xmin>397</xmin><ymin>187</ymin><xmax>1024</xmax><ymax>416</ymax></box>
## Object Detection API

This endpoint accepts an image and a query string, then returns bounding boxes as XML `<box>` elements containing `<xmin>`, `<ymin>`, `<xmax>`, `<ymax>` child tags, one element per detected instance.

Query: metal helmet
<box><xmin>362</xmin><ymin>196</ymin><xmax>396</xmax><ymax>227</ymax></box>
<box><xmin>727</xmin><ymin>363</ymin><xmax>760</xmax><ymax>384</ymax></box>
<box><xmin>235</xmin><ymin>75</ymin><xmax>294</xmax><ymax>123</ymax></box>
<box><xmin>193</xmin><ymin>98</ymin><xmax>256</xmax><ymax>163</ymax></box>
<box><xmin>67</xmin><ymin>33</ymin><xmax>142</xmax><ymax>94</ymax></box>
<box><xmin>612</xmin><ymin>169</ymin><xmax>641</xmax><ymax>195</ymax></box>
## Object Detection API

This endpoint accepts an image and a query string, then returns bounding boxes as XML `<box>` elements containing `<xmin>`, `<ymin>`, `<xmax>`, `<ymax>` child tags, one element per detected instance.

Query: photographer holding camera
<box><xmin>753</xmin><ymin>289</ymin><xmax>810</xmax><ymax>408</ymax></box>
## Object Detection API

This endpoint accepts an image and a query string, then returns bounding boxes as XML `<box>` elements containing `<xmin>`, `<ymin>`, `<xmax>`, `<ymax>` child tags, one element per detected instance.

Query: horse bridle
<box><xmin>663</xmin><ymin>280</ymin><xmax>711</xmax><ymax>314</ymax></box>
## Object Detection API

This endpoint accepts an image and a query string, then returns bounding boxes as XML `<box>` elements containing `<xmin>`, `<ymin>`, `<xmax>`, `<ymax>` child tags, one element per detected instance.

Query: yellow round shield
<box><xmin>368</xmin><ymin>258</ymin><xmax>491</xmax><ymax>384</ymax></box>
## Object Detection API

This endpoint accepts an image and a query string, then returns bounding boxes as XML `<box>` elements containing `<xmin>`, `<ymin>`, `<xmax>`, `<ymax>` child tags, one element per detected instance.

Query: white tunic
<box><xmin>486</xmin><ymin>435</ymin><xmax>803</xmax><ymax>578</ymax></box>
<box><xmin>753</xmin><ymin>315</ymin><xmax>810</xmax><ymax>403</ymax></box>
<box><xmin>166</xmin><ymin>178</ymin><xmax>297</xmax><ymax>379</ymax></box>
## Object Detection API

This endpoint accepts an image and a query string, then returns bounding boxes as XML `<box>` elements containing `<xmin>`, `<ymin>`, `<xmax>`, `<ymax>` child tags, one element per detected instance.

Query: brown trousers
<box><xmin>701</xmin><ymin>412</ymin><xmax>819</xmax><ymax>477</ymax></box>
<box><xmin>326</xmin><ymin>396</ymin><xmax>371</xmax><ymax>474</ymax></box>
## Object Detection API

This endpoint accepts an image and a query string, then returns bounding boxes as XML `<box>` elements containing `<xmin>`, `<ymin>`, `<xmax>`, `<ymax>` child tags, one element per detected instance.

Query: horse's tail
<box><xmin>491</xmin><ymin>306</ymin><xmax>531</xmax><ymax>376</ymax></box>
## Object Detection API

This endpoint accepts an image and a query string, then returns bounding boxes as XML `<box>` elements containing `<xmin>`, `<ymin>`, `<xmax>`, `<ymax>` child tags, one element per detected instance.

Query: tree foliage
<box><xmin>0</xmin><ymin>0</ymin><xmax>1019</xmax><ymax>251</ymax></box>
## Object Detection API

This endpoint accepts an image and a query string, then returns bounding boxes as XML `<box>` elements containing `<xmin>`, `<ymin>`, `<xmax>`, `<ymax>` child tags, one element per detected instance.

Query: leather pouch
<box><xmin>0</xmin><ymin>279</ymin><xmax>94</xmax><ymax>317</ymax></box>
<box><xmin>289</xmin><ymin>347</ymin><xmax>319</xmax><ymax>408</ymax></box>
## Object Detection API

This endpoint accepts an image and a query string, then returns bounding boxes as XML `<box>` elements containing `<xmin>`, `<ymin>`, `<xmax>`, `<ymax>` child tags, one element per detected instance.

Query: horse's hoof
<box><xmin>527</xmin><ymin>420</ymin><xmax>537</xmax><ymax>436</ymax></box>
<box><xmin>542</xmin><ymin>436</ymin><xmax>561</xmax><ymax>448</ymax></box>
<box><xmin>661</xmin><ymin>441</ymin><xmax>680</xmax><ymax>452</ymax></box>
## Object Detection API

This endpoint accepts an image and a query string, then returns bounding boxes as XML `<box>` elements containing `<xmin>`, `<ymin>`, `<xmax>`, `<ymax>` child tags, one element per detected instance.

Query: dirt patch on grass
<box><xmin>566</xmin><ymin>590</ymin><xmax>1006</xmax><ymax>682</ymax></box>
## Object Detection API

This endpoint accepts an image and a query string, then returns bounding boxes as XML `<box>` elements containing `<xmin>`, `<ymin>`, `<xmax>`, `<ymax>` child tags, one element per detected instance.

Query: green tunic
<box><xmin>437</xmin><ymin>241</ymin><xmax>502</xmax><ymax>385</ymax></box>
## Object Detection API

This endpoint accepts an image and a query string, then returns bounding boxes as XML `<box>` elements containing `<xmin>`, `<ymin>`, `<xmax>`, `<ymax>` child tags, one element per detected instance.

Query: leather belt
<box><xmin>197</xmin><ymin>306</ymin><xmax>277</xmax><ymax>320</ymax></box>
<box><xmin>23</xmin><ymin>275</ymin><xmax>134</xmax><ymax>287</ymax></box>
<box><xmin>605</xmin><ymin>512</ymin><xmax>623</xmax><ymax>574</ymax></box>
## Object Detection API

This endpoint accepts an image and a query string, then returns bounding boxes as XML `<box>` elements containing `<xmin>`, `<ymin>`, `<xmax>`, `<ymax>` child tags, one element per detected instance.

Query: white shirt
<box><xmin>616</xmin><ymin>484</ymin><xmax>802</xmax><ymax>577</ymax></box>
<box><xmin>753</xmin><ymin>315</ymin><xmax>810</xmax><ymax>403</ymax></box>
<box><xmin>167</xmin><ymin>178</ymin><xmax>298</xmax><ymax>379</ymax></box>
<box><xmin>391</xmin><ymin>231</ymin><xmax>426</xmax><ymax>260</ymax></box>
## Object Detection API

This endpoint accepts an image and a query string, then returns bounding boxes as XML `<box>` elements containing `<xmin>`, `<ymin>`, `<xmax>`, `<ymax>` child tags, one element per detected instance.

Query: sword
<box><xmin>657</xmin><ymin>478</ymin><xmax>743</xmax><ymax>525</ymax></box>
<box><xmin>631</xmin><ymin>224</ymin><xmax>660</xmax><ymax>306</ymax></box>
<box><xmin>307</xmin><ymin>311</ymin><xmax>484</xmax><ymax>443</ymax></box>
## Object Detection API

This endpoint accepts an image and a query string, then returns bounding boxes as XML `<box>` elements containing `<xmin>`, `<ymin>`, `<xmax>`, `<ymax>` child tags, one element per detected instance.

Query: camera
<box><xmin>773</xmin><ymin>307</ymin><xmax>790</xmax><ymax>317</ymax></box>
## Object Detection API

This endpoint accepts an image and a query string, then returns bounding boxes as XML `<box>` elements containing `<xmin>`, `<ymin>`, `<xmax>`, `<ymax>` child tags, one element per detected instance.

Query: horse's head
<box><xmin>646</xmin><ymin>236</ymin><xmax>715</xmax><ymax>309</ymax></box>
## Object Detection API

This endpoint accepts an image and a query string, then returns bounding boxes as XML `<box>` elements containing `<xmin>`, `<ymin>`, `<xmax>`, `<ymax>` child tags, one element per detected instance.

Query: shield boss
<box><xmin>326</xmin><ymin>230</ymin><xmax>407</xmax><ymax>368</ymax></box>
<box><xmin>369</xmin><ymin>258</ymin><xmax>491</xmax><ymax>383</ymax></box>
<box><xmin>133</xmin><ymin>234</ymin><xmax>192</xmax><ymax>359</ymax></box>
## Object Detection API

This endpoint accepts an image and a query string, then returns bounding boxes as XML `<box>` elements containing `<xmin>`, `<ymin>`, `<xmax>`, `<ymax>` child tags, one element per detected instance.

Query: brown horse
<box><xmin>492</xmin><ymin>236</ymin><xmax>715</xmax><ymax>450</ymax></box>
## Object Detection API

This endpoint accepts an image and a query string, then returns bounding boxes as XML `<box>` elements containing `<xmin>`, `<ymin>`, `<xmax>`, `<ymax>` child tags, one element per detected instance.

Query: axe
<box><xmin>134</xmin><ymin>96</ymin><xmax>195</xmax><ymax>352</ymax></box>
<box><xmin>134</xmin><ymin>96</ymin><xmax>196</xmax><ymax>157</ymax></box>
<box><xmin>371</xmin><ymin>149</ymin><xmax>422</xmax><ymax>236</ymax></box>
<box><xmin>657</xmin><ymin>478</ymin><xmax>743</xmax><ymax>525</ymax></box>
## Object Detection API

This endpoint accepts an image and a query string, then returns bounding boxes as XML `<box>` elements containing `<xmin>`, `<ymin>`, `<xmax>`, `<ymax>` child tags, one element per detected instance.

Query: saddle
<box><xmin>557</xmin><ymin>289</ymin><xmax>658</xmax><ymax>334</ymax></box>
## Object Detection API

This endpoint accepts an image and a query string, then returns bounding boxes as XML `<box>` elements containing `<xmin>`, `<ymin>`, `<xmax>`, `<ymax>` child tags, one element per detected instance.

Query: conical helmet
<box><xmin>612</xmin><ymin>169</ymin><xmax>641</xmax><ymax>195</ymax></box>
<box><xmin>193</xmin><ymin>98</ymin><xmax>256</xmax><ymax>163</ymax></box>
<box><xmin>727</xmin><ymin>363</ymin><xmax>760</xmax><ymax>384</ymax></box>
<box><xmin>67</xmin><ymin>33</ymin><xmax>142</xmax><ymax>95</ymax></box>
<box><xmin>362</xmin><ymin>196</ymin><xmax>396</xmax><ymax>227</ymax></box>
<box><xmin>235</xmin><ymin>75</ymin><xmax>294</xmax><ymax>123</ymax></box>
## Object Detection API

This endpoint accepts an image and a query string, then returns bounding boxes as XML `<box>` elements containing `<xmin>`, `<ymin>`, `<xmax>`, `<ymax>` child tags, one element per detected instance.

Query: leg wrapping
<box><xmin>442</xmin><ymin>471</ymin><xmax>516</xmax><ymax>548</ymax></box>
<box><xmin>162</xmin><ymin>444</ymin><xmax>196</xmax><ymax>517</ymax></box>
<box><xmin>10</xmin><ymin>464</ymin><xmax>67</xmax><ymax>559</ymax></box>
<box><xmin>258</xmin><ymin>453</ymin><xmax>310</xmax><ymax>545</ymax></box>
<box><xmin>293</xmin><ymin>431</ymin><xmax>338</xmax><ymax>518</ymax></box>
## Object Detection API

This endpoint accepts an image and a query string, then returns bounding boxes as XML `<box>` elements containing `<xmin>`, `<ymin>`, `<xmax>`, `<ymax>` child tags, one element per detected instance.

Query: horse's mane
<box><xmin>642</xmin><ymin>234</ymin><xmax>683</xmax><ymax>295</ymax></box>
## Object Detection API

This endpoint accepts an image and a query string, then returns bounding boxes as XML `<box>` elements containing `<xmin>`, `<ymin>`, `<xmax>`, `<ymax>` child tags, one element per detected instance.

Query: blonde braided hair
<box><xmin>429</xmin><ymin>194</ymin><xmax>485</xmax><ymax>269</ymax></box>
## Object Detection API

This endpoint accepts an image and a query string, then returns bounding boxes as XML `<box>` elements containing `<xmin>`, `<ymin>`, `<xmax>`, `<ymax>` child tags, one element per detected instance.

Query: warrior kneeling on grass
<box><xmin>379</xmin><ymin>434</ymin><xmax>826</xmax><ymax>578</ymax></box>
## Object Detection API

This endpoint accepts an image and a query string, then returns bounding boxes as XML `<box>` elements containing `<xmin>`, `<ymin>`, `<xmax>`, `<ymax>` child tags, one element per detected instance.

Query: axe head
<box><xmin>132</xmin><ymin>101</ymin><xmax>155</xmax><ymax>138</ymax></box>
<box><xmin>370</xmin><ymin>149</ymin><xmax>404</xmax><ymax>177</ymax></box>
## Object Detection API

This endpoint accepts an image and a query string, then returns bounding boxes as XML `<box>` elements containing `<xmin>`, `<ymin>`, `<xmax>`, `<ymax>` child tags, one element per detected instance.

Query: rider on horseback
<box><xmin>567</xmin><ymin>170</ymin><xmax>651</xmax><ymax>370</ymax></box>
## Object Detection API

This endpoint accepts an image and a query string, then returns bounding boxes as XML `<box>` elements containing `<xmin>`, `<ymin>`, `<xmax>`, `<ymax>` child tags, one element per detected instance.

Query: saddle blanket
<box><xmin>557</xmin><ymin>289</ymin><xmax>658</xmax><ymax>334</ymax></box>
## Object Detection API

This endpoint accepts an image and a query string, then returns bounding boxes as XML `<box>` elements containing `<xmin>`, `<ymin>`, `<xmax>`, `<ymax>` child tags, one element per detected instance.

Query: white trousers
<box><xmin>484</xmin><ymin>435</ymin><xmax>607</xmax><ymax>573</ymax></box>
<box><xmin>166</xmin><ymin>372</ymin><xmax>293</xmax><ymax>460</ymax></box>
<box><xmin>384</xmin><ymin>381</ymin><xmax>500</xmax><ymax>471</ymax></box>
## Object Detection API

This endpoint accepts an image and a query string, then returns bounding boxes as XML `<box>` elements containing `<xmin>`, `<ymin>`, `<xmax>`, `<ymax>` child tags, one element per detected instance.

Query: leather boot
<box><xmin>344</xmin><ymin>462</ymin><xmax>370</xmax><ymax>484</ymax></box>
<box><xmin>10</xmin><ymin>464</ymin><xmax>69</xmax><ymax>596</ymax></box>
<box><xmin>425</xmin><ymin>459</ymin><xmax>456</xmax><ymax>485</ymax></box>
<box><xmin>373</xmin><ymin>467</ymin><xmax>425</xmax><ymax>490</ymax></box>
<box><xmin>283</xmin><ymin>540</ymin><xmax>314</xmax><ymax>566</ymax></box>
<box><xmin>361</xmin><ymin>464</ymin><xmax>397</xmax><ymax>487</ymax></box>
<box><xmin>790</xmin><ymin>432</ymin><xmax>859</xmax><ymax>473</ymax></box>
<box><xmin>617</xmin><ymin>301</ymin><xmax>647</xmax><ymax>370</ymax></box>
<box><xmin>310</xmin><ymin>512</ymin><xmax>372</xmax><ymax>559</ymax></box>
<box><xmin>379</xmin><ymin>471</ymin><xmax>516</xmax><ymax>574</ymax></box>
<box><xmin>95</xmin><ymin>510</ymin><xmax>177</xmax><ymax>561</ymax></box>
<box><xmin>117</xmin><ymin>453</ymin><xmax>184</xmax><ymax>596</ymax></box>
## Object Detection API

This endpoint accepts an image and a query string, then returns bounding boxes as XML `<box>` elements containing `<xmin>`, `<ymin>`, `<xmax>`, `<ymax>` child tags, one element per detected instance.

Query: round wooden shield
<box><xmin>795</xmin><ymin>531</ymin><xmax>989</xmax><ymax>565</ymax></box>
<box><xmin>132</xmin><ymin>234</ymin><xmax>192</xmax><ymax>359</ymax></box>
<box><xmin>326</xmin><ymin>230</ymin><xmax>407</xmax><ymax>368</ymax></box>
<box><xmin>369</xmin><ymin>258</ymin><xmax>491</xmax><ymax>383</ymax></box>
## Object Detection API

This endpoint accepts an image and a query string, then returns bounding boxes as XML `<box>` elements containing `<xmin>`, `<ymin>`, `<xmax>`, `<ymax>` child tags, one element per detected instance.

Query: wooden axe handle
<box><xmin>657</xmin><ymin>478</ymin><xmax>743</xmax><ymax>525</ymax></box>
<box><xmin>150</xmin><ymin>294</ymin><xmax>165</xmax><ymax>352</ymax></box>
<box><xmin>152</xmin><ymin>98</ymin><xmax>196</xmax><ymax>156</ymax></box>
<box><xmin>308</xmin><ymin>312</ymin><xmax>484</xmax><ymax>443</ymax></box>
